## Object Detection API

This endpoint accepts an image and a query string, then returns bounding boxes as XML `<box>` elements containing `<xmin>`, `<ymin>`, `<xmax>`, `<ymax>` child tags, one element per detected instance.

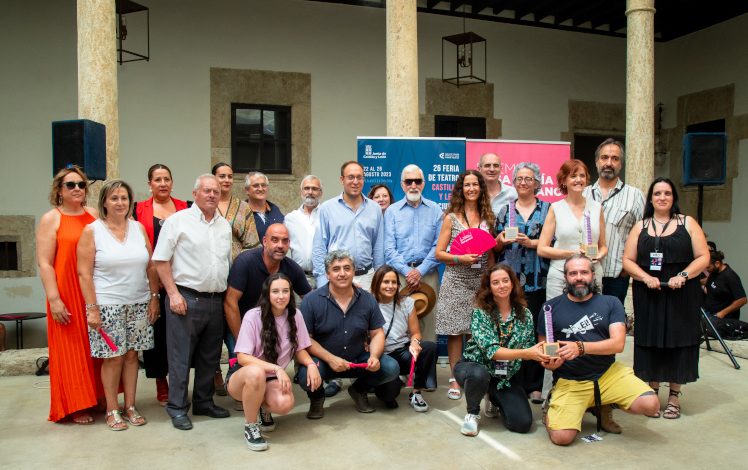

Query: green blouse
<box><xmin>462</xmin><ymin>306</ymin><xmax>535</xmax><ymax>390</ymax></box>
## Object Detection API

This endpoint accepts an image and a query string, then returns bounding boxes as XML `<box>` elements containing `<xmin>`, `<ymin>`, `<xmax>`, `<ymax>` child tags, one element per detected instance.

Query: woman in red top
<box><xmin>36</xmin><ymin>166</ymin><xmax>102</xmax><ymax>423</ymax></box>
<box><xmin>133</xmin><ymin>164</ymin><xmax>189</xmax><ymax>405</ymax></box>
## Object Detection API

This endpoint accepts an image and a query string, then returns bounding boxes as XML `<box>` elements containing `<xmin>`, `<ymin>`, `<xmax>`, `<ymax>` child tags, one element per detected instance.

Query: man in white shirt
<box><xmin>583</xmin><ymin>138</ymin><xmax>644</xmax><ymax>305</ymax></box>
<box><xmin>479</xmin><ymin>152</ymin><xmax>518</xmax><ymax>216</ymax></box>
<box><xmin>284</xmin><ymin>175</ymin><xmax>323</xmax><ymax>289</ymax></box>
<box><xmin>153</xmin><ymin>174</ymin><xmax>232</xmax><ymax>431</ymax></box>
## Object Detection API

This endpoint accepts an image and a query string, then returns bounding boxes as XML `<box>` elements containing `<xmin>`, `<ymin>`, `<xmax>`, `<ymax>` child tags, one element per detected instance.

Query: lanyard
<box><xmin>653</xmin><ymin>216</ymin><xmax>672</xmax><ymax>252</ymax></box>
<box><xmin>592</xmin><ymin>185</ymin><xmax>622</xmax><ymax>207</ymax></box>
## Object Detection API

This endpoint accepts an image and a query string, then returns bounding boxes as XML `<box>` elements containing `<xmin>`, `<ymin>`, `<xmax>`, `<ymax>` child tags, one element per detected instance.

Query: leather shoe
<box><xmin>193</xmin><ymin>404</ymin><xmax>230</xmax><ymax>419</ymax></box>
<box><xmin>171</xmin><ymin>414</ymin><xmax>193</xmax><ymax>430</ymax></box>
<box><xmin>306</xmin><ymin>397</ymin><xmax>325</xmax><ymax>419</ymax></box>
<box><xmin>348</xmin><ymin>386</ymin><xmax>375</xmax><ymax>413</ymax></box>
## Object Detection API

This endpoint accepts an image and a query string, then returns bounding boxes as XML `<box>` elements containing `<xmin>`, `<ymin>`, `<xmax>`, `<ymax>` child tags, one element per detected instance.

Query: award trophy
<box><xmin>542</xmin><ymin>304</ymin><xmax>559</xmax><ymax>357</ymax></box>
<box><xmin>504</xmin><ymin>198</ymin><xmax>518</xmax><ymax>241</ymax></box>
<box><xmin>583</xmin><ymin>210</ymin><xmax>598</xmax><ymax>258</ymax></box>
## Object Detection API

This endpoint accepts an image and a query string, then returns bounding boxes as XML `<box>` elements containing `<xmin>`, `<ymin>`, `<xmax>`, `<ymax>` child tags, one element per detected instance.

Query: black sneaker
<box><xmin>244</xmin><ymin>422</ymin><xmax>268</xmax><ymax>451</ymax></box>
<box><xmin>258</xmin><ymin>407</ymin><xmax>275</xmax><ymax>432</ymax></box>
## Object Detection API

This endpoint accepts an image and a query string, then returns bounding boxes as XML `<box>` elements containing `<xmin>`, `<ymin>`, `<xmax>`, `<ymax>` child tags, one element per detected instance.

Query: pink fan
<box><xmin>99</xmin><ymin>328</ymin><xmax>118</xmax><ymax>353</ymax></box>
<box><xmin>348</xmin><ymin>362</ymin><xmax>369</xmax><ymax>369</ymax></box>
<box><xmin>449</xmin><ymin>228</ymin><xmax>496</xmax><ymax>256</ymax></box>
<box><xmin>406</xmin><ymin>356</ymin><xmax>416</xmax><ymax>387</ymax></box>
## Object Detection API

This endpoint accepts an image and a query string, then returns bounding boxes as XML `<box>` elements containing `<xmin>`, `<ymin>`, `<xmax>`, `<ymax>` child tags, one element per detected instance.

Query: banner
<box><xmin>465</xmin><ymin>139</ymin><xmax>570</xmax><ymax>202</ymax></box>
<box><xmin>357</xmin><ymin>137</ymin><xmax>466</xmax><ymax>210</ymax></box>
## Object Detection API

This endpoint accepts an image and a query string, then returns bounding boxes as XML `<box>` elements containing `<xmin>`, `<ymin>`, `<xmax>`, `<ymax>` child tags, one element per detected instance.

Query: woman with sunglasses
<box><xmin>133</xmin><ymin>164</ymin><xmax>190</xmax><ymax>405</ymax></box>
<box><xmin>226</xmin><ymin>273</ymin><xmax>320</xmax><ymax>451</ymax></box>
<box><xmin>37</xmin><ymin>166</ymin><xmax>102</xmax><ymax>424</ymax></box>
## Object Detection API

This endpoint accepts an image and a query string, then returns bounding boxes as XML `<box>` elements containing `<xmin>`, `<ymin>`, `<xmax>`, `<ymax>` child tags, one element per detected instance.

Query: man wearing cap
<box><xmin>384</xmin><ymin>164</ymin><xmax>443</xmax><ymax>340</ymax></box>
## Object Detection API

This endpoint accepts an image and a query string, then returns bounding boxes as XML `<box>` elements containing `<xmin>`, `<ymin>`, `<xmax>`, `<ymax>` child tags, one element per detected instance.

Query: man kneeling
<box><xmin>296</xmin><ymin>250</ymin><xmax>400</xmax><ymax>418</ymax></box>
<box><xmin>539</xmin><ymin>255</ymin><xmax>659</xmax><ymax>446</ymax></box>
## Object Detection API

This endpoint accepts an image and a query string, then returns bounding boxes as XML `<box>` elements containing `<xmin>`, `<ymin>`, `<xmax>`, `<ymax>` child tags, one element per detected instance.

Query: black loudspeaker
<box><xmin>52</xmin><ymin>119</ymin><xmax>106</xmax><ymax>181</ymax></box>
<box><xmin>682</xmin><ymin>132</ymin><xmax>727</xmax><ymax>186</ymax></box>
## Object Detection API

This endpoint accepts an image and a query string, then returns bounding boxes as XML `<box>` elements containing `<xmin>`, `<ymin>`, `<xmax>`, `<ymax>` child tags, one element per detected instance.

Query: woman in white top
<box><xmin>78</xmin><ymin>179</ymin><xmax>159</xmax><ymax>431</ymax></box>
<box><xmin>538</xmin><ymin>159</ymin><xmax>608</xmax><ymax>300</ymax></box>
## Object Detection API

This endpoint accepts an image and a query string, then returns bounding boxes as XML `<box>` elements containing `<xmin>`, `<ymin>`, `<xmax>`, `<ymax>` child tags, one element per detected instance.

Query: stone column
<box><xmin>386</xmin><ymin>0</ymin><xmax>419</xmax><ymax>136</ymax></box>
<box><xmin>625</xmin><ymin>0</ymin><xmax>655</xmax><ymax>194</ymax></box>
<box><xmin>78</xmin><ymin>0</ymin><xmax>119</xmax><ymax>179</ymax></box>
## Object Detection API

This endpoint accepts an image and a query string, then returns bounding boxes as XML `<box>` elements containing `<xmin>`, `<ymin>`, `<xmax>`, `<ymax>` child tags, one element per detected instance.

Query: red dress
<box><xmin>46</xmin><ymin>210</ymin><xmax>103</xmax><ymax>422</ymax></box>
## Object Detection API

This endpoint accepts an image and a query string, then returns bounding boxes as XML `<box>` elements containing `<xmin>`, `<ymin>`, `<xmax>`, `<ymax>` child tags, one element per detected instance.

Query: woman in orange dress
<box><xmin>36</xmin><ymin>166</ymin><xmax>102</xmax><ymax>423</ymax></box>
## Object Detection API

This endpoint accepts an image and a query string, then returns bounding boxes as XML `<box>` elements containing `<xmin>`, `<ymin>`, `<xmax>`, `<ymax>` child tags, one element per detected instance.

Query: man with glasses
<box><xmin>244</xmin><ymin>171</ymin><xmax>284</xmax><ymax>239</ymax></box>
<box><xmin>284</xmin><ymin>175</ymin><xmax>324</xmax><ymax>289</ymax></box>
<box><xmin>384</xmin><ymin>164</ymin><xmax>443</xmax><ymax>336</ymax></box>
<box><xmin>478</xmin><ymin>152</ymin><xmax>518</xmax><ymax>217</ymax></box>
<box><xmin>312</xmin><ymin>161</ymin><xmax>384</xmax><ymax>290</ymax></box>
<box><xmin>582</xmin><ymin>138</ymin><xmax>644</xmax><ymax>306</ymax></box>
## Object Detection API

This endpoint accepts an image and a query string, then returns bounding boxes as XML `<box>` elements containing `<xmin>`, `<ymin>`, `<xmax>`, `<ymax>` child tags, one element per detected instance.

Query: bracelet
<box><xmin>305</xmin><ymin>362</ymin><xmax>318</xmax><ymax>367</ymax></box>
<box><xmin>453</xmin><ymin>255</ymin><xmax>459</xmax><ymax>265</ymax></box>
<box><xmin>85</xmin><ymin>303</ymin><xmax>99</xmax><ymax>311</ymax></box>
<box><xmin>150</xmin><ymin>292</ymin><xmax>160</xmax><ymax>299</ymax></box>
<box><xmin>411</xmin><ymin>338</ymin><xmax>422</xmax><ymax>345</ymax></box>
<box><xmin>576</xmin><ymin>341</ymin><xmax>585</xmax><ymax>356</ymax></box>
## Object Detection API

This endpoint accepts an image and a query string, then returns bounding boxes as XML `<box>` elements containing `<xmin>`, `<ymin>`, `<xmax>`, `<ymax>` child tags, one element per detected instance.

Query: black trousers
<box><xmin>165</xmin><ymin>286</ymin><xmax>224</xmax><ymax>417</ymax></box>
<box><xmin>143</xmin><ymin>288</ymin><xmax>168</xmax><ymax>378</ymax></box>
<box><xmin>520</xmin><ymin>289</ymin><xmax>545</xmax><ymax>394</ymax></box>
<box><xmin>454</xmin><ymin>360</ymin><xmax>533</xmax><ymax>433</ymax></box>
<box><xmin>374</xmin><ymin>341</ymin><xmax>438</xmax><ymax>402</ymax></box>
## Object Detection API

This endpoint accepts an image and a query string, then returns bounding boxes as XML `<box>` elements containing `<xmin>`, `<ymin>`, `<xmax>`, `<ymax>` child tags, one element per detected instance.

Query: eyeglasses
<box><xmin>63</xmin><ymin>181</ymin><xmax>87</xmax><ymax>190</ymax></box>
<box><xmin>344</xmin><ymin>175</ymin><xmax>364</xmax><ymax>182</ymax></box>
<box><xmin>514</xmin><ymin>177</ymin><xmax>535</xmax><ymax>184</ymax></box>
<box><xmin>403</xmin><ymin>178</ymin><xmax>423</xmax><ymax>186</ymax></box>
<box><xmin>250</xmin><ymin>183</ymin><xmax>269</xmax><ymax>189</ymax></box>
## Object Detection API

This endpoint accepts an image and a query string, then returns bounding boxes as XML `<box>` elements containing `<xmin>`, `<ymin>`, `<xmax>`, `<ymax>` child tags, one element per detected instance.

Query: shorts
<box><xmin>546</xmin><ymin>361</ymin><xmax>653</xmax><ymax>431</ymax></box>
<box><xmin>89</xmin><ymin>302</ymin><xmax>154</xmax><ymax>358</ymax></box>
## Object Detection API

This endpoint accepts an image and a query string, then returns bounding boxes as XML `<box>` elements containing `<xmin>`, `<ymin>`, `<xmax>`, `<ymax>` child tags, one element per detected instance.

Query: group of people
<box><xmin>36</xmin><ymin>136</ymin><xmax>731</xmax><ymax>450</ymax></box>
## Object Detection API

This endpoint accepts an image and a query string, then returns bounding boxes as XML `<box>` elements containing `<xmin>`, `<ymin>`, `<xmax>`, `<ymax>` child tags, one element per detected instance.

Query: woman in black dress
<box><xmin>623</xmin><ymin>178</ymin><xmax>709</xmax><ymax>419</ymax></box>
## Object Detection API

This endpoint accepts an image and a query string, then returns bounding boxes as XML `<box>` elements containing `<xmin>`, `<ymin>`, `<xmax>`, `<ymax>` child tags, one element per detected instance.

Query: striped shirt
<box><xmin>583</xmin><ymin>179</ymin><xmax>644</xmax><ymax>277</ymax></box>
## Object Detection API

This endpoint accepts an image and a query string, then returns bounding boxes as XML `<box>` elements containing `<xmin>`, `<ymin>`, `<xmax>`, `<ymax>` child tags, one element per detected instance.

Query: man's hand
<box><xmin>366</xmin><ymin>355</ymin><xmax>381</xmax><ymax>372</ymax></box>
<box><xmin>541</xmin><ymin>356</ymin><xmax>565</xmax><ymax>371</ymax></box>
<box><xmin>557</xmin><ymin>340</ymin><xmax>581</xmax><ymax>361</ymax></box>
<box><xmin>169</xmin><ymin>293</ymin><xmax>187</xmax><ymax>315</ymax></box>
<box><xmin>328</xmin><ymin>355</ymin><xmax>350</xmax><ymax>372</ymax></box>
<box><xmin>405</xmin><ymin>269</ymin><xmax>421</xmax><ymax>290</ymax></box>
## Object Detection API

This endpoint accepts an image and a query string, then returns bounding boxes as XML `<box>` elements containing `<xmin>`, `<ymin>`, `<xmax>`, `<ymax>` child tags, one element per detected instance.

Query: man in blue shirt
<box><xmin>297</xmin><ymin>250</ymin><xmax>400</xmax><ymax>419</ymax></box>
<box><xmin>312</xmin><ymin>161</ymin><xmax>384</xmax><ymax>289</ymax></box>
<box><xmin>384</xmin><ymin>163</ymin><xmax>443</xmax><ymax>339</ymax></box>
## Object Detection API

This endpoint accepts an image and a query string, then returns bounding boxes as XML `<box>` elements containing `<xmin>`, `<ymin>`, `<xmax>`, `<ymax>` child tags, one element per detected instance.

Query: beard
<box><xmin>406</xmin><ymin>191</ymin><xmax>421</xmax><ymax>203</ymax></box>
<box><xmin>598</xmin><ymin>167</ymin><xmax>619</xmax><ymax>180</ymax></box>
<box><xmin>302</xmin><ymin>196</ymin><xmax>319</xmax><ymax>207</ymax></box>
<box><xmin>566</xmin><ymin>280</ymin><xmax>594</xmax><ymax>298</ymax></box>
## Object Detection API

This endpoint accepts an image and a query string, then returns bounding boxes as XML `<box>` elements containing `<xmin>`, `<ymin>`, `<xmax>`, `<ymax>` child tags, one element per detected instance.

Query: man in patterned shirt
<box><xmin>583</xmin><ymin>138</ymin><xmax>644</xmax><ymax>306</ymax></box>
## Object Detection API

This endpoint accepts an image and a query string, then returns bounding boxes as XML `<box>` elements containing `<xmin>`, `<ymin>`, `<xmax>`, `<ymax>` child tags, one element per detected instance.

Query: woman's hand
<box><xmin>147</xmin><ymin>297</ymin><xmax>160</xmax><ymax>324</ymax></box>
<box><xmin>49</xmin><ymin>299</ymin><xmax>72</xmax><ymax>325</ymax></box>
<box><xmin>409</xmin><ymin>339</ymin><xmax>422</xmax><ymax>358</ymax></box>
<box><xmin>86</xmin><ymin>307</ymin><xmax>102</xmax><ymax>330</ymax></box>
<box><xmin>523</xmin><ymin>342</ymin><xmax>550</xmax><ymax>362</ymax></box>
<box><xmin>276</xmin><ymin>367</ymin><xmax>291</xmax><ymax>393</ymax></box>
<box><xmin>667</xmin><ymin>275</ymin><xmax>686</xmax><ymax>289</ymax></box>
<box><xmin>306</xmin><ymin>363</ymin><xmax>322</xmax><ymax>392</ymax></box>
<box><xmin>457</xmin><ymin>253</ymin><xmax>481</xmax><ymax>265</ymax></box>
<box><xmin>642</xmin><ymin>275</ymin><xmax>661</xmax><ymax>289</ymax></box>
<box><xmin>515</xmin><ymin>233</ymin><xmax>533</xmax><ymax>248</ymax></box>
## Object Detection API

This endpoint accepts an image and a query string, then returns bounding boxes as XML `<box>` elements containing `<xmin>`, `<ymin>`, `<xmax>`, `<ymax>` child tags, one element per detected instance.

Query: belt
<box><xmin>176</xmin><ymin>285</ymin><xmax>224</xmax><ymax>299</ymax></box>
<box><xmin>355</xmin><ymin>265</ymin><xmax>372</xmax><ymax>276</ymax></box>
<box><xmin>406</xmin><ymin>260</ymin><xmax>423</xmax><ymax>268</ymax></box>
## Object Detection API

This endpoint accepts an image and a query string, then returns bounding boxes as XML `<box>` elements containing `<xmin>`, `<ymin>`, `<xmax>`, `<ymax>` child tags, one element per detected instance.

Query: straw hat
<box><xmin>400</xmin><ymin>283</ymin><xmax>437</xmax><ymax>318</ymax></box>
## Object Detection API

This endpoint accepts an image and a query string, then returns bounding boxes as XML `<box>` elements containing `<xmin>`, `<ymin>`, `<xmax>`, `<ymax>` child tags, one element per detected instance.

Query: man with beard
<box><xmin>583</xmin><ymin>139</ymin><xmax>644</xmax><ymax>305</ymax></box>
<box><xmin>538</xmin><ymin>255</ymin><xmax>658</xmax><ymax>446</ymax></box>
<box><xmin>285</xmin><ymin>175</ymin><xmax>323</xmax><ymax>289</ymax></box>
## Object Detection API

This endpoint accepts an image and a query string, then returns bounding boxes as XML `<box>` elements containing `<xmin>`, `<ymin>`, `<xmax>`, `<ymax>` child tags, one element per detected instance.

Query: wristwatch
<box><xmin>677</xmin><ymin>271</ymin><xmax>689</xmax><ymax>279</ymax></box>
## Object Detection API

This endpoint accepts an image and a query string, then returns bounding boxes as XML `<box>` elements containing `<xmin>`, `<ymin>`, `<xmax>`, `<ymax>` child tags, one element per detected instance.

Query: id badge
<box><xmin>471</xmin><ymin>263</ymin><xmax>481</xmax><ymax>269</ymax></box>
<box><xmin>650</xmin><ymin>252</ymin><xmax>663</xmax><ymax>271</ymax></box>
<box><xmin>493</xmin><ymin>360</ymin><xmax>509</xmax><ymax>376</ymax></box>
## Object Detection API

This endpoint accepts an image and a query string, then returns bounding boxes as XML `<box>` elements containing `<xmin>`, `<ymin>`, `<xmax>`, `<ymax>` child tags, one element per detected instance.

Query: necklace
<box><xmin>103</xmin><ymin>220</ymin><xmax>129</xmax><ymax>244</ymax></box>
<box><xmin>653</xmin><ymin>216</ymin><xmax>671</xmax><ymax>225</ymax></box>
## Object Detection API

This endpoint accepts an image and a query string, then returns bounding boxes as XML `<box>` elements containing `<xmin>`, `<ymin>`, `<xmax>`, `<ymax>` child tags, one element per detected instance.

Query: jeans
<box><xmin>374</xmin><ymin>341</ymin><xmax>438</xmax><ymax>402</ymax></box>
<box><xmin>454</xmin><ymin>360</ymin><xmax>533</xmax><ymax>433</ymax></box>
<box><xmin>296</xmin><ymin>351</ymin><xmax>400</xmax><ymax>399</ymax></box>
<box><xmin>602</xmin><ymin>275</ymin><xmax>630</xmax><ymax>306</ymax></box>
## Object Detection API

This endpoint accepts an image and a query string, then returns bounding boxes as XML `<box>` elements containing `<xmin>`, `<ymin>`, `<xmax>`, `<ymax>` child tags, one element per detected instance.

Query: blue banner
<box><xmin>357</xmin><ymin>137</ymin><xmax>466</xmax><ymax>210</ymax></box>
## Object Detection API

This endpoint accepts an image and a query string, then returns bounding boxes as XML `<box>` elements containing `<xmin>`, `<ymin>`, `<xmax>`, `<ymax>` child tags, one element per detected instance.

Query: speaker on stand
<box><xmin>52</xmin><ymin>119</ymin><xmax>106</xmax><ymax>181</ymax></box>
<box><xmin>682</xmin><ymin>132</ymin><xmax>727</xmax><ymax>225</ymax></box>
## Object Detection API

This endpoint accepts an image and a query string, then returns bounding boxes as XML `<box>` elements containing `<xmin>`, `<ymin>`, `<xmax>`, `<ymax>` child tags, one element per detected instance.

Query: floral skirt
<box><xmin>89</xmin><ymin>302</ymin><xmax>154</xmax><ymax>358</ymax></box>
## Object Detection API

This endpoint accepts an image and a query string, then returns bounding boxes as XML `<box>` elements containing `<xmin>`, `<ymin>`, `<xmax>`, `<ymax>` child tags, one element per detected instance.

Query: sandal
<box><xmin>662</xmin><ymin>390</ymin><xmax>681</xmax><ymax>419</ymax></box>
<box><xmin>649</xmin><ymin>387</ymin><xmax>661</xmax><ymax>418</ymax></box>
<box><xmin>71</xmin><ymin>410</ymin><xmax>94</xmax><ymax>425</ymax></box>
<box><xmin>124</xmin><ymin>405</ymin><xmax>147</xmax><ymax>426</ymax></box>
<box><xmin>447</xmin><ymin>378</ymin><xmax>462</xmax><ymax>400</ymax></box>
<box><xmin>106</xmin><ymin>409</ymin><xmax>129</xmax><ymax>431</ymax></box>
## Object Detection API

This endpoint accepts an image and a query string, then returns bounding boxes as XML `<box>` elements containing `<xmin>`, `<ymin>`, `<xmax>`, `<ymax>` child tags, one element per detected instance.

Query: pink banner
<box><xmin>465</xmin><ymin>140</ymin><xmax>570</xmax><ymax>203</ymax></box>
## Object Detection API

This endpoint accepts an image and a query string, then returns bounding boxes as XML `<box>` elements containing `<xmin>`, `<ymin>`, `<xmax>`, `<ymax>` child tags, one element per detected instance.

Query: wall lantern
<box><xmin>116</xmin><ymin>0</ymin><xmax>150</xmax><ymax>65</ymax></box>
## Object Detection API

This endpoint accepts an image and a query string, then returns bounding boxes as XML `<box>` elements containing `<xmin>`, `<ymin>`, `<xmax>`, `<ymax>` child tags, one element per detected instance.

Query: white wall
<box><xmin>1</xmin><ymin>0</ymin><xmax>745</xmax><ymax>344</ymax></box>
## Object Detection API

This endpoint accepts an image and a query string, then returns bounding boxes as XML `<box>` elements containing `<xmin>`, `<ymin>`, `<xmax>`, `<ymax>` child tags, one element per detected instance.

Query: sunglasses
<box><xmin>63</xmin><ymin>181</ymin><xmax>87</xmax><ymax>190</ymax></box>
<box><xmin>403</xmin><ymin>178</ymin><xmax>423</xmax><ymax>186</ymax></box>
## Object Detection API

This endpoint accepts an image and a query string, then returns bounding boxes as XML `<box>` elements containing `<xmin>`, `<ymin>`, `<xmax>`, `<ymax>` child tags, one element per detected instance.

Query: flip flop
<box><xmin>447</xmin><ymin>378</ymin><xmax>462</xmax><ymax>400</ymax></box>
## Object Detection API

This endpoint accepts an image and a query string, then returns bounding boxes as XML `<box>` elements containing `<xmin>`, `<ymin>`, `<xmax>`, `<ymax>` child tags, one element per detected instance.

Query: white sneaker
<box><xmin>409</xmin><ymin>391</ymin><xmax>429</xmax><ymax>412</ymax></box>
<box><xmin>484</xmin><ymin>394</ymin><xmax>498</xmax><ymax>418</ymax></box>
<box><xmin>461</xmin><ymin>413</ymin><xmax>480</xmax><ymax>436</ymax></box>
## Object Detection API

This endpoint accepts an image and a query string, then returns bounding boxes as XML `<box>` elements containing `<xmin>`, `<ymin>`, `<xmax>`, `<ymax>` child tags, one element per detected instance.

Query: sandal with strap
<box><xmin>447</xmin><ymin>378</ymin><xmax>462</xmax><ymax>400</ymax></box>
<box><xmin>124</xmin><ymin>405</ymin><xmax>147</xmax><ymax>426</ymax></box>
<box><xmin>663</xmin><ymin>390</ymin><xmax>681</xmax><ymax>419</ymax></box>
<box><xmin>106</xmin><ymin>409</ymin><xmax>129</xmax><ymax>431</ymax></box>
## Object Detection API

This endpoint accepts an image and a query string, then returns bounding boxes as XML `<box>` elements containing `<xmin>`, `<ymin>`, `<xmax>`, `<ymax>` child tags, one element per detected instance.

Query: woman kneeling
<box><xmin>455</xmin><ymin>264</ymin><xmax>548</xmax><ymax>436</ymax></box>
<box><xmin>227</xmin><ymin>273</ymin><xmax>321</xmax><ymax>451</ymax></box>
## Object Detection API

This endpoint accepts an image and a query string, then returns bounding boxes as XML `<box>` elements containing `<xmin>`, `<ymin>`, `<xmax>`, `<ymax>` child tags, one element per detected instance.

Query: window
<box><xmin>231</xmin><ymin>103</ymin><xmax>291</xmax><ymax>173</ymax></box>
<box><xmin>0</xmin><ymin>241</ymin><xmax>18</xmax><ymax>271</ymax></box>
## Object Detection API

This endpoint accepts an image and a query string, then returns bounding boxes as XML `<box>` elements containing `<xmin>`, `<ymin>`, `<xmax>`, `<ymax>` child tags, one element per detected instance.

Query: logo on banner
<box><xmin>439</xmin><ymin>152</ymin><xmax>460</xmax><ymax>160</ymax></box>
<box><xmin>362</xmin><ymin>145</ymin><xmax>387</xmax><ymax>159</ymax></box>
<box><xmin>364</xmin><ymin>145</ymin><xmax>373</xmax><ymax>156</ymax></box>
